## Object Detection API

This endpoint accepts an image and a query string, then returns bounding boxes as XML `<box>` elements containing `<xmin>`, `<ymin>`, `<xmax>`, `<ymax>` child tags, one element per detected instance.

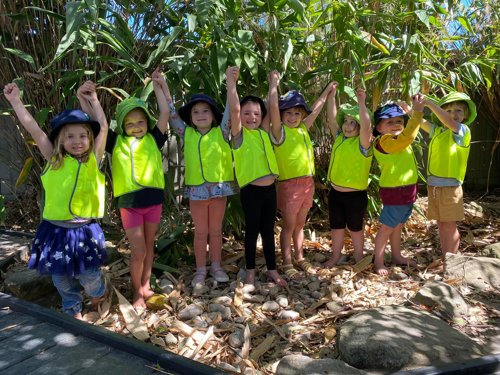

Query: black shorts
<box><xmin>328</xmin><ymin>188</ymin><xmax>368</xmax><ymax>231</ymax></box>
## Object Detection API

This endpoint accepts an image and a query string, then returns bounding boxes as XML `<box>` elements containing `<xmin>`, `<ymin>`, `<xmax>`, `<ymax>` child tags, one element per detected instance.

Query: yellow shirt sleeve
<box><xmin>377</xmin><ymin>111</ymin><xmax>423</xmax><ymax>154</ymax></box>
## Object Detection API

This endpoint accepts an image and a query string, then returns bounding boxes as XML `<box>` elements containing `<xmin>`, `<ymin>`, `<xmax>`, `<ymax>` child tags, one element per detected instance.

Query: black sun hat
<box><xmin>49</xmin><ymin>109</ymin><xmax>100</xmax><ymax>142</ymax></box>
<box><xmin>178</xmin><ymin>94</ymin><xmax>223</xmax><ymax>125</ymax></box>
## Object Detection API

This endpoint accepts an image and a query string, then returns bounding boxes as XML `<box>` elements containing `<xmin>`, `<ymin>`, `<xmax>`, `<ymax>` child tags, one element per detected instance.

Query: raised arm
<box><xmin>326</xmin><ymin>82</ymin><xmax>339</xmax><ymax>137</ymax></box>
<box><xmin>423</xmin><ymin>98</ymin><xmax>459</xmax><ymax>133</ymax></box>
<box><xmin>3</xmin><ymin>83</ymin><xmax>53</xmax><ymax>160</ymax></box>
<box><xmin>357</xmin><ymin>88</ymin><xmax>372</xmax><ymax>149</ymax></box>
<box><xmin>268</xmin><ymin>70</ymin><xmax>282</xmax><ymax>141</ymax></box>
<box><xmin>303</xmin><ymin>82</ymin><xmax>335</xmax><ymax>129</ymax></box>
<box><xmin>157</xmin><ymin>73</ymin><xmax>185</xmax><ymax>135</ymax></box>
<box><xmin>226</xmin><ymin>66</ymin><xmax>241</xmax><ymax>137</ymax></box>
<box><xmin>151</xmin><ymin>68</ymin><xmax>170</xmax><ymax>134</ymax></box>
<box><xmin>77</xmin><ymin>81</ymin><xmax>108</xmax><ymax>162</ymax></box>
<box><xmin>397</xmin><ymin>99</ymin><xmax>431</xmax><ymax>133</ymax></box>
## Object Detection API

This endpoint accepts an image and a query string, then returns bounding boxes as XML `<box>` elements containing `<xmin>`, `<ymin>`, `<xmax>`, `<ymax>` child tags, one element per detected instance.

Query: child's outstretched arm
<box><xmin>326</xmin><ymin>82</ymin><xmax>339</xmax><ymax>137</ymax></box>
<box><xmin>357</xmin><ymin>88</ymin><xmax>372</xmax><ymax>149</ymax></box>
<box><xmin>303</xmin><ymin>81</ymin><xmax>336</xmax><ymax>129</ymax></box>
<box><xmin>423</xmin><ymin>98</ymin><xmax>459</xmax><ymax>133</ymax></box>
<box><xmin>397</xmin><ymin>99</ymin><xmax>431</xmax><ymax>133</ymax></box>
<box><xmin>226</xmin><ymin>66</ymin><xmax>241</xmax><ymax>137</ymax></box>
<box><xmin>77</xmin><ymin>81</ymin><xmax>108</xmax><ymax>162</ymax></box>
<box><xmin>268</xmin><ymin>70</ymin><xmax>282</xmax><ymax>142</ymax></box>
<box><xmin>157</xmin><ymin>73</ymin><xmax>185</xmax><ymax>135</ymax></box>
<box><xmin>3</xmin><ymin>83</ymin><xmax>53</xmax><ymax>160</ymax></box>
<box><xmin>151</xmin><ymin>68</ymin><xmax>170</xmax><ymax>134</ymax></box>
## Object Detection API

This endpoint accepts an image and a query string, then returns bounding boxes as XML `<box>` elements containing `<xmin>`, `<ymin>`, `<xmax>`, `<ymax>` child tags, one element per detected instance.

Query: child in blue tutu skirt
<box><xmin>4</xmin><ymin>81</ymin><xmax>109</xmax><ymax>319</ymax></box>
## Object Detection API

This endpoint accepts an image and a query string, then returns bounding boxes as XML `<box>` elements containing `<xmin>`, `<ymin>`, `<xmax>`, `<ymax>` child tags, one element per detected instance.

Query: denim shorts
<box><xmin>380</xmin><ymin>204</ymin><xmax>413</xmax><ymax>228</ymax></box>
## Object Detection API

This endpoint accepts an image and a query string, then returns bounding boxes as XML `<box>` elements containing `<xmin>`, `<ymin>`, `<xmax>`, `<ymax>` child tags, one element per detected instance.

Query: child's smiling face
<box><xmin>241</xmin><ymin>102</ymin><xmax>262</xmax><ymax>130</ymax></box>
<box><xmin>281</xmin><ymin>106</ymin><xmax>306</xmax><ymax>128</ymax></box>
<box><xmin>124</xmin><ymin>109</ymin><xmax>148</xmax><ymax>138</ymax></box>
<box><xmin>342</xmin><ymin>116</ymin><xmax>360</xmax><ymax>137</ymax></box>
<box><xmin>442</xmin><ymin>101</ymin><xmax>468</xmax><ymax>124</ymax></box>
<box><xmin>61</xmin><ymin>124</ymin><xmax>91</xmax><ymax>156</ymax></box>
<box><xmin>191</xmin><ymin>102</ymin><xmax>214</xmax><ymax>132</ymax></box>
<box><xmin>376</xmin><ymin>116</ymin><xmax>405</xmax><ymax>136</ymax></box>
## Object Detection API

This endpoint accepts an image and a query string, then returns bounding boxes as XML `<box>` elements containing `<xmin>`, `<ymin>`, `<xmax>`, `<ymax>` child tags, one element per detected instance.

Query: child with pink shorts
<box><xmin>268</xmin><ymin>71</ymin><xmax>336</xmax><ymax>280</ymax></box>
<box><xmin>106</xmin><ymin>68</ymin><xmax>169</xmax><ymax>309</ymax></box>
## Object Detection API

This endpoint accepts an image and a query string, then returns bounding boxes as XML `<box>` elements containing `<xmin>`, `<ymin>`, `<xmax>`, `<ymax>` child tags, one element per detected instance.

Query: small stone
<box><xmin>221</xmin><ymin>307</ymin><xmax>232</xmax><ymax>320</ymax></box>
<box><xmin>209</xmin><ymin>303</ymin><xmax>226</xmax><ymax>313</ymax></box>
<box><xmin>311</xmin><ymin>291</ymin><xmax>323</xmax><ymax>299</ymax></box>
<box><xmin>278</xmin><ymin>310</ymin><xmax>300</xmax><ymax>320</ymax></box>
<box><xmin>326</xmin><ymin>301</ymin><xmax>343</xmax><ymax>313</ymax></box>
<box><xmin>178</xmin><ymin>304</ymin><xmax>203</xmax><ymax>320</ymax></box>
<box><xmin>212</xmin><ymin>296</ymin><xmax>232</xmax><ymax>306</ymax></box>
<box><xmin>218</xmin><ymin>362</ymin><xmax>239</xmax><ymax>373</ymax></box>
<box><xmin>313</xmin><ymin>253</ymin><xmax>327</xmax><ymax>263</ymax></box>
<box><xmin>268</xmin><ymin>285</ymin><xmax>280</xmax><ymax>296</ymax></box>
<box><xmin>276</xmin><ymin>295</ymin><xmax>289</xmax><ymax>308</ymax></box>
<box><xmin>294</xmin><ymin>302</ymin><xmax>305</xmax><ymax>312</ymax></box>
<box><xmin>242</xmin><ymin>284</ymin><xmax>256</xmax><ymax>293</ymax></box>
<box><xmin>262</xmin><ymin>301</ymin><xmax>280</xmax><ymax>313</ymax></box>
<box><xmin>308</xmin><ymin>281</ymin><xmax>321</xmax><ymax>292</ymax></box>
<box><xmin>159</xmin><ymin>279</ymin><xmax>174</xmax><ymax>294</ymax></box>
<box><xmin>165</xmin><ymin>332</ymin><xmax>178</xmax><ymax>345</ymax></box>
<box><xmin>191</xmin><ymin>316</ymin><xmax>209</xmax><ymax>328</ymax></box>
<box><xmin>390</xmin><ymin>272</ymin><xmax>409</xmax><ymax>281</ymax></box>
<box><xmin>244</xmin><ymin>293</ymin><xmax>265</xmax><ymax>303</ymax></box>
<box><xmin>228</xmin><ymin>330</ymin><xmax>244</xmax><ymax>348</ymax></box>
<box><xmin>192</xmin><ymin>284</ymin><xmax>209</xmax><ymax>296</ymax></box>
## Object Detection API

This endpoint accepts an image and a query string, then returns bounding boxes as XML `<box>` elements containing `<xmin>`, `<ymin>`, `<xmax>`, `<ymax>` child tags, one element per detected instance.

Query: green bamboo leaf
<box><xmin>237</xmin><ymin>30</ymin><xmax>253</xmax><ymax>47</ymax></box>
<box><xmin>187</xmin><ymin>14</ymin><xmax>197</xmax><ymax>32</ymax></box>
<box><xmin>3</xmin><ymin>48</ymin><xmax>36</xmax><ymax>68</ymax></box>
<box><xmin>35</xmin><ymin>108</ymin><xmax>51</xmax><ymax>125</ymax></box>
<box><xmin>244</xmin><ymin>52</ymin><xmax>258</xmax><ymax>77</ymax></box>
<box><xmin>415</xmin><ymin>10</ymin><xmax>430</xmax><ymax>29</ymax></box>
<box><xmin>15</xmin><ymin>157</ymin><xmax>33</xmax><ymax>191</ymax></box>
<box><xmin>457</xmin><ymin>16</ymin><xmax>474</xmax><ymax>34</ymax></box>
<box><xmin>282</xmin><ymin>38</ymin><xmax>293</xmax><ymax>72</ymax></box>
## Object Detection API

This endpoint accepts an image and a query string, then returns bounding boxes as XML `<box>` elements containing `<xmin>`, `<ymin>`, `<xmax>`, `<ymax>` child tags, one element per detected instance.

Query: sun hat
<box><xmin>278</xmin><ymin>90</ymin><xmax>312</xmax><ymax>114</ymax></box>
<box><xmin>432</xmin><ymin>91</ymin><xmax>477</xmax><ymax>126</ymax></box>
<box><xmin>240</xmin><ymin>95</ymin><xmax>267</xmax><ymax>118</ymax></box>
<box><xmin>336</xmin><ymin>103</ymin><xmax>374</xmax><ymax>127</ymax></box>
<box><xmin>373</xmin><ymin>103</ymin><xmax>409</xmax><ymax>136</ymax></box>
<box><xmin>178</xmin><ymin>94</ymin><xmax>223</xmax><ymax>125</ymax></box>
<box><xmin>49</xmin><ymin>109</ymin><xmax>100</xmax><ymax>142</ymax></box>
<box><xmin>113</xmin><ymin>97</ymin><xmax>156</xmax><ymax>135</ymax></box>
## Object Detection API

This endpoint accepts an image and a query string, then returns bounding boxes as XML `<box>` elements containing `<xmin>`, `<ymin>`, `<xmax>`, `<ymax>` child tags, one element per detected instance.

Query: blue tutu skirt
<box><xmin>28</xmin><ymin>220</ymin><xmax>107</xmax><ymax>276</ymax></box>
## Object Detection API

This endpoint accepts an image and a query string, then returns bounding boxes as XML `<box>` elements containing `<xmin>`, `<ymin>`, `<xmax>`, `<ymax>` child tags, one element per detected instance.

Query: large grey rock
<box><xmin>3</xmin><ymin>266</ymin><xmax>57</xmax><ymax>301</ymax></box>
<box><xmin>411</xmin><ymin>281</ymin><xmax>468</xmax><ymax>319</ymax></box>
<box><xmin>276</xmin><ymin>354</ymin><xmax>367</xmax><ymax>375</ymax></box>
<box><xmin>445</xmin><ymin>253</ymin><xmax>500</xmax><ymax>290</ymax></box>
<box><xmin>478</xmin><ymin>242</ymin><xmax>500</xmax><ymax>259</ymax></box>
<box><xmin>337</xmin><ymin>305</ymin><xmax>484</xmax><ymax>371</ymax></box>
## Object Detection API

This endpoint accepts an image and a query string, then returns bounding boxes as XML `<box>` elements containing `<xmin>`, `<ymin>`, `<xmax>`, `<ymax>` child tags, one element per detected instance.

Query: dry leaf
<box><xmin>241</xmin><ymin>324</ymin><xmax>251</xmax><ymax>360</ymax></box>
<box><xmin>190</xmin><ymin>326</ymin><xmax>214</xmax><ymax>359</ymax></box>
<box><xmin>113</xmin><ymin>286</ymin><xmax>149</xmax><ymax>341</ymax></box>
<box><xmin>250</xmin><ymin>334</ymin><xmax>276</xmax><ymax>361</ymax></box>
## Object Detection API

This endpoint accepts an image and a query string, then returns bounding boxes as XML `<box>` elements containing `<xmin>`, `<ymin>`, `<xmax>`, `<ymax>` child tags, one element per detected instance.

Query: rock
<box><xmin>3</xmin><ymin>266</ymin><xmax>57</xmax><ymax>301</ymax></box>
<box><xmin>337</xmin><ymin>305</ymin><xmax>484</xmax><ymax>371</ymax></box>
<box><xmin>208</xmin><ymin>303</ymin><xmax>225</xmax><ymax>313</ymax></box>
<box><xmin>244</xmin><ymin>293</ymin><xmax>264</xmax><ymax>303</ymax></box>
<box><xmin>390</xmin><ymin>272</ymin><xmax>409</xmax><ymax>281</ymax></box>
<box><xmin>212</xmin><ymin>296</ymin><xmax>232</xmax><ymax>306</ymax></box>
<box><xmin>228</xmin><ymin>330</ymin><xmax>244</xmax><ymax>348</ymax></box>
<box><xmin>326</xmin><ymin>301</ymin><xmax>343</xmax><ymax>313</ymax></box>
<box><xmin>218</xmin><ymin>362</ymin><xmax>239</xmax><ymax>373</ymax></box>
<box><xmin>276</xmin><ymin>295</ymin><xmax>289</xmax><ymax>308</ymax></box>
<box><xmin>445</xmin><ymin>253</ymin><xmax>500</xmax><ymax>290</ymax></box>
<box><xmin>192</xmin><ymin>284</ymin><xmax>209</xmax><ymax>296</ymax></box>
<box><xmin>276</xmin><ymin>354</ymin><xmax>367</xmax><ymax>375</ymax></box>
<box><xmin>158</xmin><ymin>279</ymin><xmax>174</xmax><ymax>294</ymax></box>
<box><xmin>243</xmin><ymin>284</ymin><xmax>256</xmax><ymax>293</ymax></box>
<box><xmin>307</xmin><ymin>281</ymin><xmax>320</xmax><ymax>292</ymax></box>
<box><xmin>412</xmin><ymin>281</ymin><xmax>468</xmax><ymax>319</ymax></box>
<box><xmin>262</xmin><ymin>301</ymin><xmax>280</xmax><ymax>313</ymax></box>
<box><xmin>178</xmin><ymin>304</ymin><xmax>203</xmax><ymax>320</ymax></box>
<box><xmin>165</xmin><ymin>332</ymin><xmax>178</xmax><ymax>345</ymax></box>
<box><xmin>278</xmin><ymin>310</ymin><xmax>300</xmax><ymax>321</ymax></box>
<box><xmin>478</xmin><ymin>242</ymin><xmax>500</xmax><ymax>258</ymax></box>
<box><xmin>313</xmin><ymin>253</ymin><xmax>327</xmax><ymax>263</ymax></box>
<box><xmin>311</xmin><ymin>291</ymin><xmax>323</xmax><ymax>299</ymax></box>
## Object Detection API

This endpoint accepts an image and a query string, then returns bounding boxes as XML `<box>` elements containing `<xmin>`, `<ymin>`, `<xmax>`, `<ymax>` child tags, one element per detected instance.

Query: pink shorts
<box><xmin>277</xmin><ymin>176</ymin><xmax>314</xmax><ymax>214</ymax></box>
<box><xmin>119</xmin><ymin>205</ymin><xmax>162</xmax><ymax>229</ymax></box>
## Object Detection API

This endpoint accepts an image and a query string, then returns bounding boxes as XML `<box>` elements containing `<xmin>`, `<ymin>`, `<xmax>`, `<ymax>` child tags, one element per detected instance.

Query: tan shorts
<box><xmin>277</xmin><ymin>176</ymin><xmax>314</xmax><ymax>214</ymax></box>
<box><xmin>427</xmin><ymin>185</ymin><xmax>464</xmax><ymax>221</ymax></box>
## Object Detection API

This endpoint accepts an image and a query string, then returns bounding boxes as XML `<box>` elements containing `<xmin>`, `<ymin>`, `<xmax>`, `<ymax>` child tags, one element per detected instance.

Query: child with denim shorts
<box><xmin>372</xmin><ymin>94</ymin><xmax>425</xmax><ymax>275</ymax></box>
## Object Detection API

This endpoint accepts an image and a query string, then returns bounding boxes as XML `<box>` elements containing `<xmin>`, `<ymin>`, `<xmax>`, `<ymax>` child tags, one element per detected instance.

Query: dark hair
<box><xmin>240</xmin><ymin>95</ymin><xmax>267</xmax><ymax>118</ymax></box>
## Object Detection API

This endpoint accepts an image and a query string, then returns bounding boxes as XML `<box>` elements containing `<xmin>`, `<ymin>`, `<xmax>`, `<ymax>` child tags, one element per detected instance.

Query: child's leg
<box><xmin>52</xmin><ymin>274</ymin><xmax>84</xmax><ymax>318</ymax></box>
<box><xmin>292</xmin><ymin>205</ymin><xmax>309</xmax><ymax>262</ymax></box>
<box><xmin>125</xmin><ymin>225</ymin><xmax>149</xmax><ymax>308</ymax></box>
<box><xmin>438</xmin><ymin>221</ymin><xmax>460</xmax><ymax>254</ymax></box>
<box><xmin>189</xmin><ymin>199</ymin><xmax>210</xmax><ymax>268</ymax></box>
<box><xmin>240</xmin><ymin>185</ymin><xmax>260</xmax><ymax>284</ymax></box>
<box><xmin>324</xmin><ymin>229</ymin><xmax>344</xmax><ymax>267</ymax></box>
<box><xmin>141</xmin><ymin>221</ymin><xmax>159</xmax><ymax>298</ymax></box>
<box><xmin>208</xmin><ymin>197</ymin><xmax>229</xmax><ymax>282</ymax></box>
<box><xmin>325</xmin><ymin>188</ymin><xmax>346</xmax><ymax>268</ymax></box>
<box><xmin>346</xmin><ymin>190</ymin><xmax>369</xmax><ymax>263</ymax></box>
<box><xmin>388</xmin><ymin>224</ymin><xmax>416</xmax><ymax>266</ymax></box>
<box><xmin>77</xmin><ymin>267</ymin><xmax>106</xmax><ymax>308</ymax></box>
<box><xmin>280</xmin><ymin>210</ymin><xmax>297</xmax><ymax>266</ymax></box>
<box><xmin>373</xmin><ymin>224</ymin><xmax>394</xmax><ymax>275</ymax></box>
<box><xmin>350</xmin><ymin>230</ymin><xmax>365</xmax><ymax>262</ymax></box>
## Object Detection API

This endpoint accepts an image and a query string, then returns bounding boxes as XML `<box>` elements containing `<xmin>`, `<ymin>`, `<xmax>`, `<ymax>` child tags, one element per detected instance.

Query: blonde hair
<box><xmin>50</xmin><ymin>123</ymin><xmax>94</xmax><ymax>169</ymax></box>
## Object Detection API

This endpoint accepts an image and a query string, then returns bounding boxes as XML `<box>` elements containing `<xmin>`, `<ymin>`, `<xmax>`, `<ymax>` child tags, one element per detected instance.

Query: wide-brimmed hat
<box><xmin>113</xmin><ymin>97</ymin><xmax>155</xmax><ymax>135</ymax></box>
<box><xmin>278</xmin><ymin>90</ymin><xmax>312</xmax><ymax>114</ymax></box>
<box><xmin>240</xmin><ymin>95</ymin><xmax>267</xmax><ymax>118</ymax></box>
<box><xmin>49</xmin><ymin>109</ymin><xmax>100</xmax><ymax>142</ymax></box>
<box><xmin>178</xmin><ymin>94</ymin><xmax>223</xmax><ymax>125</ymax></box>
<box><xmin>432</xmin><ymin>91</ymin><xmax>477</xmax><ymax>126</ymax></box>
<box><xmin>373</xmin><ymin>103</ymin><xmax>409</xmax><ymax>136</ymax></box>
<box><xmin>336</xmin><ymin>103</ymin><xmax>375</xmax><ymax>127</ymax></box>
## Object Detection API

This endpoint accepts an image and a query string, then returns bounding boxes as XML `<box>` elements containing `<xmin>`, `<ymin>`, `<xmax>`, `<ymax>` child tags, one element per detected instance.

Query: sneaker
<box><xmin>191</xmin><ymin>269</ymin><xmax>207</xmax><ymax>287</ymax></box>
<box><xmin>210</xmin><ymin>266</ymin><xmax>229</xmax><ymax>282</ymax></box>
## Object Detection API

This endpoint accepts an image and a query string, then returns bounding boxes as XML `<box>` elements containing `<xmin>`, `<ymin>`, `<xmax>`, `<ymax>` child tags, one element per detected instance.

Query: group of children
<box><xmin>2</xmin><ymin>67</ymin><xmax>476</xmax><ymax>318</ymax></box>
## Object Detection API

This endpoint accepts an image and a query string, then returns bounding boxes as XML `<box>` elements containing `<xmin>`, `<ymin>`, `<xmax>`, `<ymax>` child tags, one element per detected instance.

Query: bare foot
<box><xmin>244</xmin><ymin>269</ymin><xmax>256</xmax><ymax>285</ymax></box>
<box><xmin>353</xmin><ymin>250</ymin><xmax>364</xmax><ymax>263</ymax></box>
<box><xmin>324</xmin><ymin>254</ymin><xmax>341</xmax><ymax>269</ymax></box>
<box><xmin>267</xmin><ymin>270</ymin><xmax>288</xmax><ymax>287</ymax></box>
<box><xmin>374</xmin><ymin>263</ymin><xmax>389</xmax><ymax>276</ymax></box>
<box><xmin>133</xmin><ymin>291</ymin><xmax>146</xmax><ymax>309</ymax></box>
<box><xmin>143</xmin><ymin>288</ymin><xmax>155</xmax><ymax>301</ymax></box>
<box><xmin>73</xmin><ymin>312</ymin><xmax>84</xmax><ymax>320</ymax></box>
<box><xmin>391</xmin><ymin>256</ymin><xmax>417</xmax><ymax>267</ymax></box>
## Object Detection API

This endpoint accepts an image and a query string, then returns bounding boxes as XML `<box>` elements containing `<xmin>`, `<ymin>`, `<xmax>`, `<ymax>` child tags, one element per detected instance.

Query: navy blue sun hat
<box><xmin>240</xmin><ymin>95</ymin><xmax>267</xmax><ymax>118</ymax></box>
<box><xmin>49</xmin><ymin>109</ymin><xmax>100</xmax><ymax>142</ymax></box>
<box><xmin>373</xmin><ymin>103</ymin><xmax>409</xmax><ymax>136</ymax></box>
<box><xmin>178</xmin><ymin>94</ymin><xmax>223</xmax><ymax>125</ymax></box>
<box><xmin>278</xmin><ymin>90</ymin><xmax>312</xmax><ymax>114</ymax></box>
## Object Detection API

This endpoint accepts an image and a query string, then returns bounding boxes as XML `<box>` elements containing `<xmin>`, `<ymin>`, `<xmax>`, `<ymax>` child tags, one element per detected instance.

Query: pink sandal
<box><xmin>210</xmin><ymin>266</ymin><xmax>229</xmax><ymax>282</ymax></box>
<box><xmin>191</xmin><ymin>269</ymin><xmax>207</xmax><ymax>286</ymax></box>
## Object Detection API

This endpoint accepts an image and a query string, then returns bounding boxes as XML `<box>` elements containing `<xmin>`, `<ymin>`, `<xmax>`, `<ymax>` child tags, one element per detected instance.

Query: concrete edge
<box><xmin>0</xmin><ymin>292</ymin><xmax>227</xmax><ymax>375</ymax></box>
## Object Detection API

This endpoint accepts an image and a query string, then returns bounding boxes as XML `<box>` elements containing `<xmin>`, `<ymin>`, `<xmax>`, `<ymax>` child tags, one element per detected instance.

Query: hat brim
<box><xmin>49</xmin><ymin>120</ymin><xmax>100</xmax><ymax>143</ymax></box>
<box><xmin>178</xmin><ymin>99</ymin><xmax>223</xmax><ymax>126</ymax></box>
<box><xmin>279</xmin><ymin>103</ymin><xmax>312</xmax><ymax>114</ymax></box>
<box><xmin>115</xmin><ymin>99</ymin><xmax>156</xmax><ymax>134</ymax></box>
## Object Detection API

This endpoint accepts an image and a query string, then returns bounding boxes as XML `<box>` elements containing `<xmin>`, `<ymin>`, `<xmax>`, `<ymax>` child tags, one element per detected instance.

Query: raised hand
<box><xmin>3</xmin><ymin>83</ymin><xmax>21</xmax><ymax>103</ymax></box>
<box><xmin>355</xmin><ymin>87</ymin><xmax>366</xmax><ymax>103</ymax></box>
<box><xmin>268</xmin><ymin>70</ymin><xmax>280</xmax><ymax>86</ymax></box>
<box><xmin>77</xmin><ymin>80</ymin><xmax>98</xmax><ymax>102</ymax></box>
<box><xmin>411</xmin><ymin>93</ymin><xmax>425</xmax><ymax>112</ymax></box>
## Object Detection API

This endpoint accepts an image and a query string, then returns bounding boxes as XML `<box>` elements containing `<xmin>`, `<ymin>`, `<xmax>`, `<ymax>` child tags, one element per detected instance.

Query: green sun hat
<box><xmin>432</xmin><ymin>92</ymin><xmax>477</xmax><ymax>126</ymax></box>
<box><xmin>336</xmin><ymin>104</ymin><xmax>373</xmax><ymax>127</ymax></box>
<box><xmin>112</xmin><ymin>97</ymin><xmax>156</xmax><ymax>134</ymax></box>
